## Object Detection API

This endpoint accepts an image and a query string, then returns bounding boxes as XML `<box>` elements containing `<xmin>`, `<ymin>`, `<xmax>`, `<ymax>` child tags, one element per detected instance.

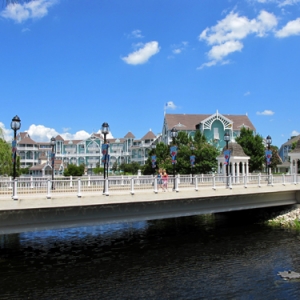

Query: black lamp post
<box><xmin>11</xmin><ymin>115</ymin><xmax>21</xmax><ymax>180</ymax></box>
<box><xmin>266</xmin><ymin>135</ymin><xmax>272</xmax><ymax>179</ymax></box>
<box><xmin>170</xmin><ymin>127</ymin><xmax>178</xmax><ymax>190</ymax></box>
<box><xmin>151</xmin><ymin>144</ymin><xmax>156</xmax><ymax>175</ymax></box>
<box><xmin>101</xmin><ymin>122</ymin><xmax>110</xmax><ymax>180</ymax></box>
<box><xmin>224</xmin><ymin>131</ymin><xmax>230</xmax><ymax>187</ymax></box>
<box><xmin>190</xmin><ymin>143</ymin><xmax>195</xmax><ymax>184</ymax></box>
<box><xmin>50</xmin><ymin>137</ymin><xmax>56</xmax><ymax>189</ymax></box>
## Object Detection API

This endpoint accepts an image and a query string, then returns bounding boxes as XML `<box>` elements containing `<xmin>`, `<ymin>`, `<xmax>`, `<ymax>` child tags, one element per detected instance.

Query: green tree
<box><xmin>93</xmin><ymin>166</ymin><xmax>104</xmax><ymax>175</ymax></box>
<box><xmin>269</xmin><ymin>145</ymin><xmax>282</xmax><ymax>172</ymax></box>
<box><xmin>235</xmin><ymin>128</ymin><xmax>265</xmax><ymax>172</ymax></box>
<box><xmin>143</xmin><ymin>131</ymin><xmax>218</xmax><ymax>175</ymax></box>
<box><xmin>0</xmin><ymin>137</ymin><xmax>12</xmax><ymax>176</ymax></box>
<box><xmin>119</xmin><ymin>162</ymin><xmax>141</xmax><ymax>175</ymax></box>
<box><xmin>64</xmin><ymin>164</ymin><xmax>85</xmax><ymax>176</ymax></box>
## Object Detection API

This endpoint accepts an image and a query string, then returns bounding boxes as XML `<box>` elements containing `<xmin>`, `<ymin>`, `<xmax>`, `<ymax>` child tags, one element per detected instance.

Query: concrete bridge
<box><xmin>0</xmin><ymin>174</ymin><xmax>300</xmax><ymax>234</ymax></box>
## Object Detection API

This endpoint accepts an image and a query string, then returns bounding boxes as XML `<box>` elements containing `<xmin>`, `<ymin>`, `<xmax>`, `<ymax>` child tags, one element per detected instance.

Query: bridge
<box><xmin>0</xmin><ymin>174</ymin><xmax>299</xmax><ymax>234</ymax></box>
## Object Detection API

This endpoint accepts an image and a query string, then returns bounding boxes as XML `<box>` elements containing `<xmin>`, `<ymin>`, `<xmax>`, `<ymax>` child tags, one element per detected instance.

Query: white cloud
<box><xmin>0</xmin><ymin>122</ymin><xmax>13</xmax><ymax>141</ymax></box>
<box><xmin>129</xmin><ymin>29</ymin><xmax>144</xmax><ymax>39</ymax></box>
<box><xmin>251</xmin><ymin>0</ymin><xmax>300</xmax><ymax>5</ymax></box>
<box><xmin>199</xmin><ymin>10</ymin><xmax>277</xmax><ymax>68</ymax></box>
<box><xmin>256</xmin><ymin>110</ymin><xmax>275</xmax><ymax>115</ymax></box>
<box><xmin>27</xmin><ymin>124</ymin><xmax>59</xmax><ymax>141</ymax></box>
<box><xmin>164</xmin><ymin>101</ymin><xmax>177</xmax><ymax>110</ymax></box>
<box><xmin>276</xmin><ymin>18</ymin><xmax>300</xmax><ymax>37</ymax></box>
<box><xmin>171</xmin><ymin>41</ymin><xmax>188</xmax><ymax>55</ymax></box>
<box><xmin>291</xmin><ymin>130</ymin><xmax>300</xmax><ymax>136</ymax></box>
<box><xmin>1</xmin><ymin>0</ymin><xmax>57</xmax><ymax>23</ymax></box>
<box><xmin>122</xmin><ymin>41</ymin><xmax>160</xmax><ymax>65</ymax></box>
<box><xmin>61</xmin><ymin>130</ymin><xmax>91</xmax><ymax>141</ymax></box>
<box><xmin>244</xmin><ymin>91</ymin><xmax>251</xmax><ymax>96</ymax></box>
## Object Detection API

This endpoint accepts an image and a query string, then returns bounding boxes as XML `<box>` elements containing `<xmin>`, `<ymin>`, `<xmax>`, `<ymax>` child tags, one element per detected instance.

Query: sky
<box><xmin>0</xmin><ymin>0</ymin><xmax>300</xmax><ymax>147</ymax></box>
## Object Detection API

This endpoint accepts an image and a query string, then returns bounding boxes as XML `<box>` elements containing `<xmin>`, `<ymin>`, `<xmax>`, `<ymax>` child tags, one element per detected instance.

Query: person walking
<box><xmin>162</xmin><ymin>170</ymin><xmax>168</xmax><ymax>192</ymax></box>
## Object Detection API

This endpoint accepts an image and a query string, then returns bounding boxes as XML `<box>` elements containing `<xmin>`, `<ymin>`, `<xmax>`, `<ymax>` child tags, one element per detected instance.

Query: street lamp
<box><xmin>190</xmin><ymin>144</ymin><xmax>195</xmax><ymax>184</ymax></box>
<box><xmin>224</xmin><ymin>131</ymin><xmax>230</xmax><ymax>187</ymax></box>
<box><xmin>101</xmin><ymin>122</ymin><xmax>110</xmax><ymax>180</ymax></box>
<box><xmin>50</xmin><ymin>137</ymin><xmax>56</xmax><ymax>190</ymax></box>
<box><xmin>266</xmin><ymin>135</ymin><xmax>272</xmax><ymax>181</ymax></box>
<box><xmin>151</xmin><ymin>144</ymin><xmax>156</xmax><ymax>175</ymax></box>
<box><xmin>11</xmin><ymin>115</ymin><xmax>21</xmax><ymax>180</ymax></box>
<box><xmin>170</xmin><ymin>127</ymin><xmax>178</xmax><ymax>190</ymax></box>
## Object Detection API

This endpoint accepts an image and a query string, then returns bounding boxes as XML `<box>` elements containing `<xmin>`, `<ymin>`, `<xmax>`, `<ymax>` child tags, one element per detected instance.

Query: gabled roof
<box><xmin>281</xmin><ymin>135</ymin><xmax>300</xmax><ymax>147</ymax></box>
<box><xmin>55</xmin><ymin>135</ymin><xmax>64</xmax><ymax>141</ymax></box>
<box><xmin>141</xmin><ymin>130</ymin><xmax>156</xmax><ymax>140</ymax></box>
<box><xmin>164</xmin><ymin>113</ymin><xmax>255</xmax><ymax>131</ymax></box>
<box><xmin>18</xmin><ymin>136</ymin><xmax>37</xmax><ymax>145</ymax></box>
<box><xmin>124</xmin><ymin>131</ymin><xmax>135</xmax><ymax>138</ymax></box>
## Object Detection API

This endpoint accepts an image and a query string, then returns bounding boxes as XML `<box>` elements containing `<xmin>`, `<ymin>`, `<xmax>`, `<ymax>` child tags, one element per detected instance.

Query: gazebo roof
<box><xmin>219</xmin><ymin>142</ymin><xmax>248</xmax><ymax>157</ymax></box>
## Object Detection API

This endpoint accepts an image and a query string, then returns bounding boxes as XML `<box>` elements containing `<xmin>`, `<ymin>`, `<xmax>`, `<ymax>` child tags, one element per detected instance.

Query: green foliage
<box><xmin>19</xmin><ymin>167</ymin><xmax>30</xmax><ymax>175</ymax></box>
<box><xmin>93</xmin><ymin>167</ymin><xmax>104</xmax><ymax>175</ymax></box>
<box><xmin>235</xmin><ymin>128</ymin><xmax>265</xmax><ymax>172</ymax></box>
<box><xmin>0</xmin><ymin>137</ymin><xmax>12</xmax><ymax>176</ymax></box>
<box><xmin>111</xmin><ymin>161</ymin><xmax>118</xmax><ymax>172</ymax></box>
<box><xmin>119</xmin><ymin>161</ymin><xmax>141</xmax><ymax>175</ymax></box>
<box><xmin>143</xmin><ymin>131</ymin><xmax>219</xmax><ymax>175</ymax></box>
<box><xmin>64</xmin><ymin>164</ymin><xmax>85</xmax><ymax>176</ymax></box>
<box><xmin>269</xmin><ymin>145</ymin><xmax>281</xmax><ymax>171</ymax></box>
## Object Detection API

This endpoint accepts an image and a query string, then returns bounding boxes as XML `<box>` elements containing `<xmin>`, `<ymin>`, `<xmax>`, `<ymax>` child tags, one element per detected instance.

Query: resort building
<box><xmin>16</xmin><ymin>111</ymin><xmax>257</xmax><ymax>176</ymax></box>
<box><xmin>162</xmin><ymin>111</ymin><xmax>256</xmax><ymax>150</ymax></box>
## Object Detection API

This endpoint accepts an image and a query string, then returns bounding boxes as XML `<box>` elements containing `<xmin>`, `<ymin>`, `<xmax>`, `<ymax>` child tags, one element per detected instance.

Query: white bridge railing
<box><xmin>0</xmin><ymin>174</ymin><xmax>299</xmax><ymax>200</ymax></box>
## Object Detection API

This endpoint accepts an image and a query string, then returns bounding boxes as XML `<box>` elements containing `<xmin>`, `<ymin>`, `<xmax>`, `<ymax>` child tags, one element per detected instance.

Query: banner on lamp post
<box><xmin>170</xmin><ymin>146</ymin><xmax>178</xmax><ymax>164</ymax></box>
<box><xmin>224</xmin><ymin>150</ymin><xmax>231</xmax><ymax>165</ymax></box>
<box><xmin>151</xmin><ymin>155</ymin><xmax>156</xmax><ymax>168</ymax></box>
<box><xmin>190</xmin><ymin>155</ymin><xmax>195</xmax><ymax>166</ymax></box>
<box><xmin>265</xmin><ymin>150</ymin><xmax>272</xmax><ymax>165</ymax></box>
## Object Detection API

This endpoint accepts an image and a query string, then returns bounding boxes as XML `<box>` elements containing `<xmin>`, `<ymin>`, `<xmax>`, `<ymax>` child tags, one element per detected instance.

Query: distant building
<box><xmin>16</xmin><ymin>129</ymin><xmax>160</xmax><ymax>176</ymax></box>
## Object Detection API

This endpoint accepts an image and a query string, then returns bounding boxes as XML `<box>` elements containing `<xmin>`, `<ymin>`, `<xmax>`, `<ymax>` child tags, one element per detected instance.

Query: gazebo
<box><xmin>289</xmin><ymin>139</ymin><xmax>300</xmax><ymax>175</ymax></box>
<box><xmin>217</xmin><ymin>142</ymin><xmax>250</xmax><ymax>182</ymax></box>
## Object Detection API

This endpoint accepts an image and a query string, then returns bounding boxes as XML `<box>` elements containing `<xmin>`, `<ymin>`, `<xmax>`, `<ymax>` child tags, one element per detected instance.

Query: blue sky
<box><xmin>0</xmin><ymin>0</ymin><xmax>300</xmax><ymax>147</ymax></box>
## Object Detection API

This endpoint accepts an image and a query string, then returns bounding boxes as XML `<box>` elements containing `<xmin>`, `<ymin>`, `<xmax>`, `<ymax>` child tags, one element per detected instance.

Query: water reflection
<box><xmin>1</xmin><ymin>208</ymin><xmax>300</xmax><ymax>299</ymax></box>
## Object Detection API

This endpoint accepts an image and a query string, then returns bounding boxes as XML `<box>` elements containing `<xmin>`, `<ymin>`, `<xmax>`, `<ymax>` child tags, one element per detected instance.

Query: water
<box><xmin>1</xmin><ymin>207</ymin><xmax>300</xmax><ymax>299</ymax></box>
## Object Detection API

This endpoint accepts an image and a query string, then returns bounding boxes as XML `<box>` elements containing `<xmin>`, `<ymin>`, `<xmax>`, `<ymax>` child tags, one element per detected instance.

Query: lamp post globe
<box><xmin>11</xmin><ymin>115</ymin><xmax>21</xmax><ymax>180</ymax></box>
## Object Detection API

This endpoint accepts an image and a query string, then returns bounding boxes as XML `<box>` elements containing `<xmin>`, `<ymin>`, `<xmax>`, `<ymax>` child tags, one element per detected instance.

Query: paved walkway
<box><xmin>1</xmin><ymin>183</ymin><xmax>299</xmax><ymax>211</ymax></box>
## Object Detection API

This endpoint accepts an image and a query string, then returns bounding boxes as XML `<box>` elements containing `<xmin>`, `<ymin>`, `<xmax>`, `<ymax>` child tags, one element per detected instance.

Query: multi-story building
<box><xmin>16</xmin><ymin>129</ymin><xmax>159</xmax><ymax>176</ymax></box>
<box><xmin>162</xmin><ymin>111</ymin><xmax>256</xmax><ymax>150</ymax></box>
<box><xmin>16</xmin><ymin>111</ymin><xmax>257</xmax><ymax>176</ymax></box>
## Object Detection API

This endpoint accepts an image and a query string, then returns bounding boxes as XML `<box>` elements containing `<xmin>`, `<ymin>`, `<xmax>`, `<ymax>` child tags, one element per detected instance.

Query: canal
<box><xmin>1</xmin><ymin>205</ymin><xmax>300</xmax><ymax>299</ymax></box>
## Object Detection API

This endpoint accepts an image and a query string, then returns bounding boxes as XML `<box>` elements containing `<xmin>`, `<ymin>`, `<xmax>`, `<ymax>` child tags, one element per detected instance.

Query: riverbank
<box><xmin>265</xmin><ymin>204</ymin><xmax>300</xmax><ymax>229</ymax></box>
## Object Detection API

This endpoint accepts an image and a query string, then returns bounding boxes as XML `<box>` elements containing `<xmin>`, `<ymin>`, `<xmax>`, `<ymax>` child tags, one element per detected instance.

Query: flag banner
<box><xmin>170</xmin><ymin>146</ymin><xmax>178</xmax><ymax>165</ymax></box>
<box><xmin>265</xmin><ymin>150</ymin><xmax>272</xmax><ymax>165</ymax></box>
<box><xmin>151</xmin><ymin>155</ymin><xmax>156</xmax><ymax>168</ymax></box>
<box><xmin>102</xmin><ymin>154</ymin><xmax>110</xmax><ymax>165</ymax></box>
<box><xmin>11</xmin><ymin>140</ymin><xmax>16</xmax><ymax>153</ymax></box>
<box><xmin>101</xmin><ymin>144</ymin><xmax>109</xmax><ymax>155</ymax></box>
<box><xmin>190</xmin><ymin>155</ymin><xmax>195</xmax><ymax>166</ymax></box>
<box><xmin>224</xmin><ymin>150</ymin><xmax>231</xmax><ymax>165</ymax></box>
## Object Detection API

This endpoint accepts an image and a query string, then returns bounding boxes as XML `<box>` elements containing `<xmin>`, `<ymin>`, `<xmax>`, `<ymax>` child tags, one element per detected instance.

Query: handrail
<box><xmin>1</xmin><ymin>174</ymin><xmax>298</xmax><ymax>200</ymax></box>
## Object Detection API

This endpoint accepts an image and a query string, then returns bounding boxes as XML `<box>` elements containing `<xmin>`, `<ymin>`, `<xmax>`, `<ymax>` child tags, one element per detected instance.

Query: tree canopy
<box><xmin>64</xmin><ymin>164</ymin><xmax>85</xmax><ymax>176</ymax></box>
<box><xmin>235</xmin><ymin>128</ymin><xmax>265</xmax><ymax>172</ymax></box>
<box><xmin>143</xmin><ymin>131</ymin><xmax>219</xmax><ymax>175</ymax></box>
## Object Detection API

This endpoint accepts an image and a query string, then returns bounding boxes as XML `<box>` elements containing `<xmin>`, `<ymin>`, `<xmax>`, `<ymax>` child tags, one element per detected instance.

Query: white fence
<box><xmin>1</xmin><ymin>173</ymin><xmax>299</xmax><ymax>200</ymax></box>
